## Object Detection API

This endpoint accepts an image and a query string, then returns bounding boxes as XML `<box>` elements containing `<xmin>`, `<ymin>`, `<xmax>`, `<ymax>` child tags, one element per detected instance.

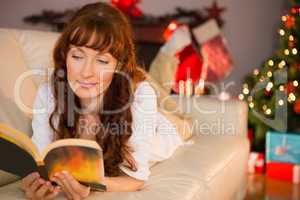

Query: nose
<box><xmin>81</xmin><ymin>58</ymin><xmax>94</xmax><ymax>78</ymax></box>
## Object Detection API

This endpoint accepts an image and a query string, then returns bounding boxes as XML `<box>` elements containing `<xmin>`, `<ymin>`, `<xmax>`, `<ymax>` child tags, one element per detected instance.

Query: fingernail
<box><xmin>55</xmin><ymin>187</ymin><xmax>61</xmax><ymax>193</ymax></box>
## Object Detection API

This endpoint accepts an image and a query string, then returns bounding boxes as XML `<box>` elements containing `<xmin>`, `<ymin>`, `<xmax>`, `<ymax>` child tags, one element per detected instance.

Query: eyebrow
<box><xmin>71</xmin><ymin>46</ymin><xmax>109</xmax><ymax>56</ymax></box>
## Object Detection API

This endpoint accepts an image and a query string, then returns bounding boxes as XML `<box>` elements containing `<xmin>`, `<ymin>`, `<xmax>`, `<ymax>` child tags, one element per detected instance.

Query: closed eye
<box><xmin>97</xmin><ymin>59</ymin><xmax>109</xmax><ymax>64</ymax></box>
<box><xmin>72</xmin><ymin>55</ymin><xmax>83</xmax><ymax>60</ymax></box>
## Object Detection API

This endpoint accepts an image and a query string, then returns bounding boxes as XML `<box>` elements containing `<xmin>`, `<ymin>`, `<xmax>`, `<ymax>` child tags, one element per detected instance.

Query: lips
<box><xmin>77</xmin><ymin>81</ymin><xmax>97</xmax><ymax>88</ymax></box>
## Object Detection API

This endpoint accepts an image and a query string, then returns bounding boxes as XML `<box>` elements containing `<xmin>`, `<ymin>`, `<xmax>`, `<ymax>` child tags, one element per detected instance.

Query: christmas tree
<box><xmin>240</xmin><ymin>0</ymin><xmax>300</xmax><ymax>151</ymax></box>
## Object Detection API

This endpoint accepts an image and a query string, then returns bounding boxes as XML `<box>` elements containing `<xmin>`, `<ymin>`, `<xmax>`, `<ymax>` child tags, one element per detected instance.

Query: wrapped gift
<box><xmin>266</xmin><ymin>162</ymin><xmax>300</xmax><ymax>184</ymax></box>
<box><xmin>266</xmin><ymin>170</ymin><xmax>300</xmax><ymax>199</ymax></box>
<box><xmin>266</xmin><ymin>131</ymin><xmax>300</xmax><ymax>164</ymax></box>
<box><xmin>248</xmin><ymin>152</ymin><xmax>265</xmax><ymax>174</ymax></box>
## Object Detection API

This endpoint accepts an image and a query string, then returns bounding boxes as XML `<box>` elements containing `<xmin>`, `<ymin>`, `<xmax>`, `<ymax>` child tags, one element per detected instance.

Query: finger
<box><xmin>55</xmin><ymin>172</ymin><xmax>81</xmax><ymax>199</ymax></box>
<box><xmin>62</xmin><ymin>171</ymin><xmax>90</xmax><ymax>198</ymax></box>
<box><xmin>51</xmin><ymin>176</ymin><xmax>73</xmax><ymax>200</ymax></box>
<box><xmin>35</xmin><ymin>181</ymin><xmax>51</xmax><ymax>199</ymax></box>
<box><xmin>29</xmin><ymin>178</ymin><xmax>45</xmax><ymax>193</ymax></box>
<box><xmin>55</xmin><ymin>172</ymin><xmax>77</xmax><ymax>195</ymax></box>
<box><xmin>24</xmin><ymin>180</ymin><xmax>39</xmax><ymax>200</ymax></box>
<box><xmin>22</xmin><ymin>172</ymin><xmax>40</xmax><ymax>188</ymax></box>
<box><xmin>62</xmin><ymin>171</ymin><xmax>82</xmax><ymax>190</ymax></box>
<box><xmin>53</xmin><ymin>185</ymin><xmax>62</xmax><ymax>194</ymax></box>
<box><xmin>44</xmin><ymin>189</ymin><xmax>60</xmax><ymax>200</ymax></box>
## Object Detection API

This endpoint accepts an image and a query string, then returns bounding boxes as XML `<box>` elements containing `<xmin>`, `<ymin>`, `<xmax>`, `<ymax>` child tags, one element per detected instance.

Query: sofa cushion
<box><xmin>0</xmin><ymin>88</ymin><xmax>32</xmax><ymax>135</ymax></box>
<box><xmin>0</xmin><ymin>29</ymin><xmax>38</xmax><ymax>119</ymax></box>
<box><xmin>0</xmin><ymin>171</ymin><xmax>19</xmax><ymax>188</ymax></box>
<box><xmin>10</xmin><ymin>29</ymin><xmax>59</xmax><ymax>86</ymax></box>
<box><xmin>148</xmin><ymin>135</ymin><xmax>249</xmax><ymax>184</ymax></box>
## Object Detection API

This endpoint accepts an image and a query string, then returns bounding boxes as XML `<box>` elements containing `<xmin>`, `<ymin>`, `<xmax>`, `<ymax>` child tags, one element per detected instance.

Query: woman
<box><xmin>20</xmin><ymin>2</ymin><xmax>192</xmax><ymax>200</ymax></box>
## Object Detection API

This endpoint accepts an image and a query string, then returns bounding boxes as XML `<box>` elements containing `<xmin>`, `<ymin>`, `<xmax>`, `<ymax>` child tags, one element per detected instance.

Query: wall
<box><xmin>0</xmin><ymin>0</ymin><xmax>287</xmax><ymax>95</ymax></box>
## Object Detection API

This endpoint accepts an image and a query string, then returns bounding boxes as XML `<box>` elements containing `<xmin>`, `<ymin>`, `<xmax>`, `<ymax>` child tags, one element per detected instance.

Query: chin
<box><xmin>75</xmin><ymin>90</ymin><xmax>100</xmax><ymax>99</ymax></box>
<box><xmin>69</xmin><ymin>82</ymin><xmax>97</xmax><ymax>98</ymax></box>
<box><xmin>74</xmin><ymin>85</ymin><xmax>103</xmax><ymax>98</ymax></box>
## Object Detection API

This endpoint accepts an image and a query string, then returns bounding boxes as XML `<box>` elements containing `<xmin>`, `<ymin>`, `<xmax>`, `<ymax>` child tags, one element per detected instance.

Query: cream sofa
<box><xmin>0</xmin><ymin>28</ymin><xmax>249</xmax><ymax>200</ymax></box>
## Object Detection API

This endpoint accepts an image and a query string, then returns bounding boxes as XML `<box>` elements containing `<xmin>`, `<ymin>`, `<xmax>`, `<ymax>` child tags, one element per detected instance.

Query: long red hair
<box><xmin>49</xmin><ymin>2</ymin><xmax>146</xmax><ymax>176</ymax></box>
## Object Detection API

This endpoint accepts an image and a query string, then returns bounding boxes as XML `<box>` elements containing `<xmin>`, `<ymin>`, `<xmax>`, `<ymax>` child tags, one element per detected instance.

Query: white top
<box><xmin>31</xmin><ymin>81</ymin><xmax>184</xmax><ymax>181</ymax></box>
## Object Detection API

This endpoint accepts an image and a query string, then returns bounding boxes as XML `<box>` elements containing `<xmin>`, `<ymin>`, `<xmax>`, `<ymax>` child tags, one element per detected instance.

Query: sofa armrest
<box><xmin>170</xmin><ymin>96</ymin><xmax>248</xmax><ymax>138</ymax></box>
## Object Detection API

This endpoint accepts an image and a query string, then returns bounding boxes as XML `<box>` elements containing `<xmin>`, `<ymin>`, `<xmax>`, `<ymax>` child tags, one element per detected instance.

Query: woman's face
<box><xmin>66</xmin><ymin>45</ymin><xmax>118</xmax><ymax>100</ymax></box>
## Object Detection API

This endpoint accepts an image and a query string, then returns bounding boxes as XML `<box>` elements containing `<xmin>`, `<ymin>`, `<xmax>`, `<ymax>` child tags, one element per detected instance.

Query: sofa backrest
<box><xmin>0</xmin><ymin>28</ymin><xmax>59</xmax><ymax>186</ymax></box>
<box><xmin>0</xmin><ymin>28</ymin><xmax>59</xmax><ymax>129</ymax></box>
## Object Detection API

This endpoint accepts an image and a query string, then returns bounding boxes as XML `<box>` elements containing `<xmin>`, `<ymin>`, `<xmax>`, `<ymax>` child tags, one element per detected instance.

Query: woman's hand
<box><xmin>50</xmin><ymin>171</ymin><xmax>90</xmax><ymax>200</ymax></box>
<box><xmin>21</xmin><ymin>172</ymin><xmax>61</xmax><ymax>200</ymax></box>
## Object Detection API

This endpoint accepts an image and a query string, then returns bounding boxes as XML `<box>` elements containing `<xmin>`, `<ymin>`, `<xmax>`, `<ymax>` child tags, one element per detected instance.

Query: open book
<box><xmin>0</xmin><ymin>123</ymin><xmax>106</xmax><ymax>191</ymax></box>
